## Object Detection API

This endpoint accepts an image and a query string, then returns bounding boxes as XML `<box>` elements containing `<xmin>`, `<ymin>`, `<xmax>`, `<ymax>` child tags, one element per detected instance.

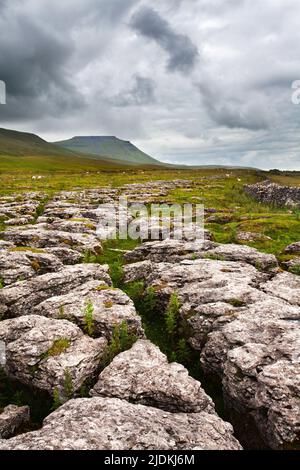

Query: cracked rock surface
<box><xmin>0</xmin><ymin>315</ymin><xmax>107</xmax><ymax>398</ymax></box>
<box><xmin>91</xmin><ymin>339</ymin><xmax>214</xmax><ymax>413</ymax></box>
<box><xmin>0</xmin><ymin>397</ymin><xmax>241</xmax><ymax>450</ymax></box>
<box><xmin>2</xmin><ymin>181</ymin><xmax>298</xmax><ymax>450</ymax></box>
<box><xmin>123</xmin><ymin>239</ymin><xmax>300</xmax><ymax>449</ymax></box>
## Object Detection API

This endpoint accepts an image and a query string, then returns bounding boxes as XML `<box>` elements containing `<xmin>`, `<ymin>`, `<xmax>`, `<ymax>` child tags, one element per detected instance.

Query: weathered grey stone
<box><xmin>4</xmin><ymin>216</ymin><xmax>34</xmax><ymax>226</ymax></box>
<box><xmin>200</xmin><ymin>298</ymin><xmax>300</xmax><ymax>449</ymax></box>
<box><xmin>263</xmin><ymin>272</ymin><xmax>300</xmax><ymax>305</ymax></box>
<box><xmin>34</xmin><ymin>283</ymin><xmax>144</xmax><ymax>340</ymax></box>
<box><xmin>0</xmin><ymin>397</ymin><xmax>241</xmax><ymax>450</ymax></box>
<box><xmin>124</xmin><ymin>239</ymin><xmax>216</xmax><ymax>264</ymax></box>
<box><xmin>245</xmin><ymin>180</ymin><xmax>300</xmax><ymax>208</ymax></box>
<box><xmin>0</xmin><ymin>250</ymin><xmax>63</xmax><ymax>285</ymax></box>
<box><xmin>91</xmin><ymin>340</ymin><xmax>213</xmax><ymax>413</ymax></box>
<box><xmin>282</xmin><ymin>257</ymin><xmax>300</xmax><ymax>272</ymax></box>
<box><xmin>0</xmin><ymin>227</ymin><xmax>102</xmax><ymax>255</ymax></box>
<box><xmin>124</xmin><ymin>250</ymin><xmax>300</xmax><ymax>449</ymax></box>
<box><xmin>284</xmin><ymin>242</ymin><xmax>300</xmax><ymax>254</ymax></box>
<box><xmin>0</xmin><ymin>405</ymin><xmax>30</xmax><ymax>439</ymax></box>
<box><xmin>0</xmin><ymin>315</ymin><xmax>107</xmax><ymax>398</ymax></box>
<box><xmin>236</xmin><ymin>231</ymin><xmax>272</xmax><ymax>243</ymax></box>
<box><xmin>206</xmin><ymin>214</ymin><xmax>235</xmax><ymax>224</ymax></box>
<box><xmin>0</xmin><ymin>264</ymin><xmax>111</xmax><ymax>318</ymax></box>
<box><xmin>43</xmin><ymin>247</ymin><xmax>83</xmax><ymax>264</ymax></box>
<box><xmin>203</xmin><ymin>244</ymin><xmax>278</xmax><ymax>271</ymax></box>
<box><xmin>124</xmin><ymin>239</ymin><xmax>278</xmax><ymax>271</ymax></box>
<box><xmin>0</xmin><ymin>240</ymin><xmax>15</xmax><ymax>250</ymax></box>
<box><xmin>46</xmin><ymin>218</ymin><xmax>96</xmax><ymax>233</ymax></box>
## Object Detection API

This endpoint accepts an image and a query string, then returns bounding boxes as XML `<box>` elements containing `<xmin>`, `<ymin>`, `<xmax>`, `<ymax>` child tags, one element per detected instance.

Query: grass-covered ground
<box><xmin>1</xmin><ymin>162</ymin><xmax>300</xmax><ymax>258</ymax></box>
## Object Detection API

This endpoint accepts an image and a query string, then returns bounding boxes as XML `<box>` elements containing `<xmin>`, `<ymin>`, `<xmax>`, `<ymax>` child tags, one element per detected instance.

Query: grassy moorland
<box><xmin>1</xmin><ymin>155</ymin><xmax>300</xmax><ymax>260</ymax></box>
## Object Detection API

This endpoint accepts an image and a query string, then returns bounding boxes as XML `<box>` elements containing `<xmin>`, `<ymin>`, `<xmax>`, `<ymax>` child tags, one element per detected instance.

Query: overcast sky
<box><xmin>0</xmin><ymin>0</ymin><xmax>300</xmax><ymax>169</ymax></box>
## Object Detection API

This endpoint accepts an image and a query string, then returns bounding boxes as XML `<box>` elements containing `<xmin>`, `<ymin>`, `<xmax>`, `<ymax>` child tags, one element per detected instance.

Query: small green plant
<box><xmin>165</xmin><ymin>292</ymin><xmax>180</xmax><ymax>337</ymax></box>
<box><xmin>110</xmin><ymin>260</ymin><xmax>124</xmax><ymax>287</ymax></box>
<box><xmin>227</xmin><ymin>298</ymin><xmax>246</xmax><ymax>308</ymax></box>
<box><xmin>78</xmin><ymin>384</ymin><xmax>89</xmax><ymax>398</ymax></box>
<box><xmin>176</xmin><ymin>338</ymin><xmax>190</xmax><ymax>364</ymax></box>
<box><xmin>119</xmin><ymin>321</ymin><xmax>130</xmax><ymax>350</ymax></box>
<box><xmin>255</xmin><ymin>260</ymin><xmax>264</xmax><ymax>271</ymax></box>
<box><xmin>63</xmin><ymin>369</ymin><xmax>74</xmax><ymax>399</ymax></box>
<box><xmin>83</xmin><ymin>299</ymin><xmax>94</xmax><ymax>336</ymax></box>
<box><xmin>11</xmin><ymin>390</ymin><xmax>25</xmax><ymax>407</ymax></box>
<box><xmin>103</xmin><ymin>321</ymin><xmax>137</xmax><ymax>366</ymax></box>
<box><xmin>204</xmin><ymin>253</ymin><xmax>226</xmax><ymax>261</ymax></box>
<box><xmin>169</xmin><ymin>351</ymin><xmax>177</xmax><ymax>362</ymax></box>
<box><xmin>33</xmin><ymin>197</ymin><xmax>49</xmax><ymax>221</ymax></box>
<box><xmin>83</xmin><ymin>250</ymin><xmax>94</xmax><ymax>263</ymax></box>
<box><xmin>0</xmin><ymin>277</ymin><xmax>4</xmax><ymax>289</ymax></box>
<box><xmin>58</xmin><ymin>305</ymin><xmax>65</xmax><ymax>319</ymax></box>
<box><xmin>123</xmin><ymin>281</ymin><xmax>145</xmax><ymax>308</ymax></box>
<box><xmin>289</xmin><ymin>265</ymin><xmax>300</xmax><ymax>275</ymax></box>
<box><xmin>40</xmin><ymin>338</ymin><xmax>71</xmax><ymax>360</ymax></box>
<box><xmin>95</xmin><ymin>284</ymin><xmax>111</xmax><ymax>291</ymax></box>
<box><xmin>51</xmin><ymin>388</ymin><xmax>62</xmax><ymax>411</ymax></box>
<box><xmin>144</xmin><ymin>287</ymin><xmax>157</xmax><ymax>311</ymax></box>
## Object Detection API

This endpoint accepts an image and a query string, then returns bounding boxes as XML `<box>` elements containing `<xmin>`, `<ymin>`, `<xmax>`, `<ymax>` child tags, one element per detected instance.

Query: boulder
<box><xmin>0</xmin><ymin>397</ymin><xmax>241</xmax><ymax>450</ymax></box>
<box><xmin>236</xmin><ymin>231</ymin><xmax>272</xmax><ymax>243</ymax></box>
<box><xmin>0</xmin><ymin>315</ymin><xmax>107</xmax><ymax>398</ymax></box>
<box><xmin>0</xmin><ymin>227</ymin><xmax>102</xmax><ymax>255</ymax></box>
<box><xmin>0</xmin><ymin>250</ymin><xmax>63</xmax><ymax>285</ymax></box>
<box><xmin>91</xmin><ymin>340</ymin><xmax>213</xmax><ymax>413</ymax></box>
<box><xmin>42</xmin><ymin>247</ymin><xmax>83</xmax><ymax>264</ymax></box>
<box><xmin>45</xmin><ymin>218</ymin><xmax>96</xmax><ymax>234</ymax></box>
<box><xmin>202</xmin><ymin>244</ymin><xmax>278</xmax><ymax>271</ymax></box>
<box><xmin>124</xmin><ymin>239</ymin><xmax>278</xmax><ymax>271</ymax></box>
<box><xmin>0</xmin><ymin>264</ymin><xmax>111</xmax><ymax>318</ymax></box>
<box><xmin>34</xmin><ymin>283</ymin><xmax>144</xmax><ymax>340</ymax></box>
<box><xmin>124</xmin><ymin>239</ymin><xmax>216</xmax><ymax>264</ymax></box>
<box><xmin>282</xmin><ymin>257</ymin><xmax>300</xmax><ymax>273</ymax></box>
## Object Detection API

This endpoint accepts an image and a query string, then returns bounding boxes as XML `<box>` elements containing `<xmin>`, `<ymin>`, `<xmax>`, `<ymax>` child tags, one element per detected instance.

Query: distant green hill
<box><xmin>0</xmin><ymin>128</ymin><xmax>79</xmax><ymax>158</ymax></box>
<box><xmin>54</xmin><ymin>136</ymin><xmax>161</xmax><ymax>165</ymax></box>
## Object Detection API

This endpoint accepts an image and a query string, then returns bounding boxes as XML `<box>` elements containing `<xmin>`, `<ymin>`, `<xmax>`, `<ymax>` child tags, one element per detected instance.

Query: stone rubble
<box><xmin>245</xmin><ymin>180</ymin><xmax>300</xmax><ymax>208</ymax></box>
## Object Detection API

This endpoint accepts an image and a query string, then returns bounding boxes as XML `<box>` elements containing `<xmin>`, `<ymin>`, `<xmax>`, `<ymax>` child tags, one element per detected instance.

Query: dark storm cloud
<box><xmin>0</xmin><ymin>6</ymin><xmax>85</xmax><ymax>121</ymax></box>
<box><xmin>130</xmin><ymin>6</ymin><xmax>199</xmax><ymax>73</ymax></box>
<box><xmin>110</xmin><ymin>75</ymin><xmax>156</xmax><ymax>107</ymax></box>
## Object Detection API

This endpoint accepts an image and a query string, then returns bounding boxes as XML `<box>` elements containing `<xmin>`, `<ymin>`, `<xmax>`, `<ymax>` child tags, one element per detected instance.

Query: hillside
<box><xmin>54</xmin><ymin>135</ymin><xmax>161</xmax><ymax>165</ymax></box>
<box><xmin>0</xmin><ymin>128</ymin><xmax>79</xmax><ymax>158</ymax></box>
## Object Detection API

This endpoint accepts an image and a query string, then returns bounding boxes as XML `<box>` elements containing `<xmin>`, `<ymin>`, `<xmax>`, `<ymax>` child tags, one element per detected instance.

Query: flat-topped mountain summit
<box><xmin>0</xmin><ymin>127</ymin><xmax>163</xmax><ymax>169</ymax></box>
<box><xmin>54</xmin><ymin>135</ymin><xmax>161</xmax><ymax>165</ymax></box>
